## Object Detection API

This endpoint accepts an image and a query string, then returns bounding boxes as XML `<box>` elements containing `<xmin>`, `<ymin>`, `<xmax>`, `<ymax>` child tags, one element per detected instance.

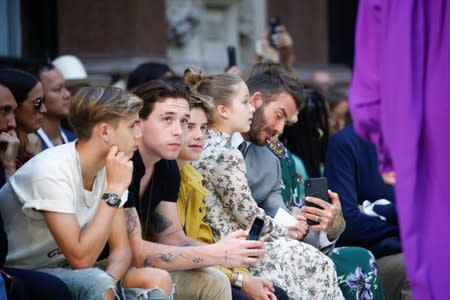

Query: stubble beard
<box><xmin>248</xmin><ymin>110</ymin><xmax>267</xmax><ymax>146</ymax></box>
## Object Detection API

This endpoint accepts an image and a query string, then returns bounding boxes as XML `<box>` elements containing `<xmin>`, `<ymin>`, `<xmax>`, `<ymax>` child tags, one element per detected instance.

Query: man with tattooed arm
<box><xmin>124</xmin><ymin>79</ymin><xmax>264</xmax><ymax>300</ymax></box>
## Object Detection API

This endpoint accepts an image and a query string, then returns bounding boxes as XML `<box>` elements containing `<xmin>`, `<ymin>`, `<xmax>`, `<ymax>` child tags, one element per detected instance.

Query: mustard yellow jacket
<box><xmin>177</xmin><ymin>163</ymin><xmax>250</xmax><ymax>278</ymax></box>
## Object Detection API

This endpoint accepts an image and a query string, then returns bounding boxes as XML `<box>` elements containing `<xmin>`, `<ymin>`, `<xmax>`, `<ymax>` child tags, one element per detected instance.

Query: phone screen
<box><xmin>268</xmin><ymin>16</ymin><xmax>281</xmax><ymax>46</ymax></box>
<box><xmin>247</xmin><ymin>217</ymin><xmax>264</xmax><ymax>241</ymax></box>
<box><xmin>304</xmin><ymin>177</ymin><xmax>329</xmax><ymax>225</ymax></box>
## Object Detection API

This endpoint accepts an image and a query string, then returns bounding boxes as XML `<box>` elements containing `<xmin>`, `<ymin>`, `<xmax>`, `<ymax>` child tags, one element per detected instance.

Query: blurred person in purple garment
<box><xmin>350</xmin><ymin>0</ymin><xmax>450</xmax><ymax>299</ymax></box>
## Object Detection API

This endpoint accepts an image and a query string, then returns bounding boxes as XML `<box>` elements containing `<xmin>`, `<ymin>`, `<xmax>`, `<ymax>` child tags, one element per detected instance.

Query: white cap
<box><xmin>52</xmin><ymin>55</ymin><xmax>88</xmax><ymax>80</ymax></box>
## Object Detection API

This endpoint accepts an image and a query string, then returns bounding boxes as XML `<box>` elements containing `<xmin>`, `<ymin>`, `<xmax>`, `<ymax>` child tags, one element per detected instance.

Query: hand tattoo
<box><xmin>328</xmin><ymin>208</ymin><xmax>345</xmax><ymax>239</ymax></box>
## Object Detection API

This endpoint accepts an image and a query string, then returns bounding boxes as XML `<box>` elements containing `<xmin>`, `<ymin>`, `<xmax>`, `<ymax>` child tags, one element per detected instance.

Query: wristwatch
<box><xmin>233</xmin><ymin>273</ymin><xmax>244</xmax><ymax>290</ymax></box>
<box><xmin>102</xmin><ymin>192</ymin><xmax>121</xmax><ymax>207</ymax></box>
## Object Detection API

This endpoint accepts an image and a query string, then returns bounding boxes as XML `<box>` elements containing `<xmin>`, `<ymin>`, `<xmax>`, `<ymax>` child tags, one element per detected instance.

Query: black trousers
<box><xmin>3</xmin><ymin>268</ymin><xmax>72</xmax><ymax>300</ymax></box>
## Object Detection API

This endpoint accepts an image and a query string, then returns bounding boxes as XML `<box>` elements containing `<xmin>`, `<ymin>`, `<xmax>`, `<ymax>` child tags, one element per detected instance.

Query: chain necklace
<box><xmin>139</xmin><ymin>175</ymin><xmax>155</xmax><ymax>240</ymax></box>
<box><xmin>75</xmin><ymin>147</ymin><xmax>91</xmax><ymax>208</ymax></box>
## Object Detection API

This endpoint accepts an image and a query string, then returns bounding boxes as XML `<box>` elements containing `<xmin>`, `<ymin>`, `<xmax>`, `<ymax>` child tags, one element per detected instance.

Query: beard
<box><xmin>248</xmin><ymin>109</ymin><xmax>269</xmax><ymax>146</ymax></box>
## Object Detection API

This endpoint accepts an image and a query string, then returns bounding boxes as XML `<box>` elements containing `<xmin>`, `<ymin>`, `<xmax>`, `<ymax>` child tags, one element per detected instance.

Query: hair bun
<box><xmin>183</xmin><ymin>67</ymin><xmax>203</xmax><ymax>90</ymax></box>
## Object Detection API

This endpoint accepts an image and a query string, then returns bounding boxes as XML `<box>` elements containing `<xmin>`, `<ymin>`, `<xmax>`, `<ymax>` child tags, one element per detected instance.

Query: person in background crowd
<box><xmin>325</xmin><ymin>124</ymin><xmax>411</xmax><ymax>299</ymax></box>
<box><xmin>0</xmin><ymin>68</ymin><xmax>46</xmax><ymax>169</ymax></box>
<box><xmin>282</xmin><ymin>91</ymin><xmax>329</xmax><ymax>179</ymax></box>
<box><xmin>127</xmin><ymin>62</ymin><xmax>175</xmax><ymax>91</ymax></box>
<box><xmin>325</xmin><ymin>90</ymin><xmax>350</xmax><ymax>136</ymax></box>
<box><xmin>309</xmin><ymin>71</ymin><xmax>334</xmax><ymax>94</ymax></box>
<box><xmin>31</xmin><ymin>63</ymin><xmax>76</xmax><ymax>151</ymax></box>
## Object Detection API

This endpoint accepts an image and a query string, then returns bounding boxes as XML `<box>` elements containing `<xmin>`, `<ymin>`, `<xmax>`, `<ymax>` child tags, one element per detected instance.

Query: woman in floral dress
<box><xmin>185</xmin><ymin>67</ymin><xmax>343</xmax><ymax>299</ymax></box>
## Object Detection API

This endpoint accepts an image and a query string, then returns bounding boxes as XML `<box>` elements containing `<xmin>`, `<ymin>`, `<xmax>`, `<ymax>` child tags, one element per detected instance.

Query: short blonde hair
<box><xmin>70</xmin><ymin>86</ymin><xmax>143</xmax><ymax>140</ymax></box>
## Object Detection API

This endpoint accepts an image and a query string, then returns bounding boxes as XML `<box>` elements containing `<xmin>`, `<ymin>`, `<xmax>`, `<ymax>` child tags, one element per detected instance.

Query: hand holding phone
<box><xmin>247</xmin><ymin>217</ymin><xmax>264</xmax><ymax>241</ymax></box>
<box><xmin>268</xmin><ymin>16</ymin><xmax>281</xmax><ymax>47</ymax></box>
<box><xmin>304</xmin><ymin>177</ymin><xmax>330</xmax><ymax>225</ymax></box>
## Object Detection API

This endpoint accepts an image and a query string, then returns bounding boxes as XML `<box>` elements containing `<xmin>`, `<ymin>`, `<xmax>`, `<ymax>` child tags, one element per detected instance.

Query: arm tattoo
<box><xmin>181</xmin><ymin>238</ymin><xmax>200</xmax><ymax>247</ymax></box>
<box><xmin>125</xmin><ymin>208</ymin><xmax>138</xmax><ymax>237</ymax></box>
<box><xmin>143</xmin><ymin>252</ymin><xmax>204</xmax><ymax>267</ymax></box>
<box><xmin>150</xmin><ymin>211</ymin><xmax>173</xmax><ymax>233</ymax></box>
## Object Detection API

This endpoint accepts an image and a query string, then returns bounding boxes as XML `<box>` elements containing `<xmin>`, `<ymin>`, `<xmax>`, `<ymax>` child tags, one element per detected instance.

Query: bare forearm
<box><xmin>44</xmin><ymin>205</ymin><xmax>120</xmax><ymax>269</ymax></box>
<box><xmin>79</xmin><ymin>209</ymin><xmax>116</xmax><ymax>252</ymax></box>
<box><xmin>105</xmin><ymin>210</ymin><xmax>132</xmax><ymax>280</ymax></box>
<box><xmin>133</xmin><ymin>240</ymin><xmax>223</xmax><ymax>271</ymax></box>
<box><xmin>68</xmin><ymin>204</ymin><xmax>118</xmax><ymax>267</ymax></box>
<box><xmin>104</xmin><ymin>248</ymin><xmax>131</xmax><ymax>281</ymax></box>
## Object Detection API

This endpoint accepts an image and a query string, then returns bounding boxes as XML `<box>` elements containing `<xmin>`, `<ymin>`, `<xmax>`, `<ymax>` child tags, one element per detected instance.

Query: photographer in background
<box><xmin>255</xmin><ymin>17</ymin><xmax>295</xmax><ymax>69</ymax></box>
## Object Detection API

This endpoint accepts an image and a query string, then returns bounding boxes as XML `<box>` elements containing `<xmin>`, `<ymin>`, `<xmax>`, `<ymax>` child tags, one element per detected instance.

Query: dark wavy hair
<box><xmin>132</xmin><ymin>78</ymin><xmax>190</xmax><ymax>119</ymax></box>
<box><xmin>281</xmin><ymin>90</ymin><xmax>329</xmax><ymax>178</ymax></box>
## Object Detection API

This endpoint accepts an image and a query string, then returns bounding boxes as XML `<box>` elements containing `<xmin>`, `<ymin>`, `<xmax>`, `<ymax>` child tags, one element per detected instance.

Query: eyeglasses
<box><xmin>34</xmin><ymin>96</ymin><xmax>45</xmax><ymax>112</ymax></box>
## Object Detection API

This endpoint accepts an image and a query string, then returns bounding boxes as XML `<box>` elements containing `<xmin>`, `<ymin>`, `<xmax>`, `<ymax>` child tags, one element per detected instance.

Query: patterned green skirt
<box><xmin>331</xmin><ymin>247</ymin><xmax>384</xmax><ymax>300</ymax></box>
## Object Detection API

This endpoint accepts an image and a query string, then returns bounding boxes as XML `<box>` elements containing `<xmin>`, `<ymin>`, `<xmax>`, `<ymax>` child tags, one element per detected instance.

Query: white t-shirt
<box><xmin>0</xmin><ymin>141</ymin><xmax>128</xmax><ymax>269</ymax></box>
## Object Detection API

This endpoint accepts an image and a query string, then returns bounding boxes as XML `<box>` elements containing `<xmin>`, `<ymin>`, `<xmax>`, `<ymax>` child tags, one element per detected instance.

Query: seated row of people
<box><xmin>0</xmin><ymin>62</ymin><xmax>407</xmax><ymax>299</ymax></box>
<box><xmin>0</xmin><ymin>66</ymin><xmax>281</xmax><ymax>299</ymax></box>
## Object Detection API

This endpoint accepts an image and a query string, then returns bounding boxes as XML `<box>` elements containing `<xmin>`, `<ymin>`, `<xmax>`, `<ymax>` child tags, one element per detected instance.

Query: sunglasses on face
<box><xmin>34</xmin><ymin>96</ymin><xmax>45</xmax><ymax>112</ymax></box>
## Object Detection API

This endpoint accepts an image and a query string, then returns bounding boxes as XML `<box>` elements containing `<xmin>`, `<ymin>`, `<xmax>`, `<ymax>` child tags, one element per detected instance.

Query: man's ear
<box><xmin>216</xmin><ymin>104</ymin><xmax>229</xmax><ymax>119</ymax></box>
<box><xmin>95</xmin><ymin>122</ymin><xmax>110</xmax><ymax>144</ymax></box>
<box><xmin>250</xmin><ymin>92</ymin><xmax>264</xmax><ymax>109</ymax></box>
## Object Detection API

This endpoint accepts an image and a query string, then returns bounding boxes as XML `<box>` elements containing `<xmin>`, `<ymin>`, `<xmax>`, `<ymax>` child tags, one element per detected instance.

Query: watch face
<box><xmin>103</xmin><ymin>193</ymin><xmax>121</xmax><ymax>207</ymax></box>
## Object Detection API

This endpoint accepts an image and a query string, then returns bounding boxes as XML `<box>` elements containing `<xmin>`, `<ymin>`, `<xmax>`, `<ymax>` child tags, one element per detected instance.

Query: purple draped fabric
<box><xmin>349</xmin><ymin>0</ymin><xmax>450</xmax><ymax>298</ymax></box>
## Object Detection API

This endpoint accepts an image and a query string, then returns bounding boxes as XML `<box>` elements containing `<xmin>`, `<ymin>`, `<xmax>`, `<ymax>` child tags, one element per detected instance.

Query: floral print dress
<box><xmin>192</xmin><ymin>129</ymin><xmax>344</xmax><ymax>299</ymax></box>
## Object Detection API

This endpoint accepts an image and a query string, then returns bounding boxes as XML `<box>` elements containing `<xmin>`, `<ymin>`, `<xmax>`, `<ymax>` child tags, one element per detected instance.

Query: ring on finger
<box><xmin>316</xmin><ymin>216</ymin><xmax>320</xmax><ymax>223</ymax></box>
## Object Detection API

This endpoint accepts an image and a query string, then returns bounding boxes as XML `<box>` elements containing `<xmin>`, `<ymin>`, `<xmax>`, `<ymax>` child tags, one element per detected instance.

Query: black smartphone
<box><xmin>268</xmin><ymin>16</ymin><xmax>281</xmax><ymax>47</ymax></box>
<box><xmin>227</xmin><ymin>46</ymin><xmax>236</xmax><ymax>68</ymax></box>
<box><xmin>304</xmin><ymin>177</ymin><xmax>330</xmax><ymax>225</ymax></box>
<box><xmin>247</xmin><ymin>217</ymin><xmax>264</xmax><ymax>240</ymax></box>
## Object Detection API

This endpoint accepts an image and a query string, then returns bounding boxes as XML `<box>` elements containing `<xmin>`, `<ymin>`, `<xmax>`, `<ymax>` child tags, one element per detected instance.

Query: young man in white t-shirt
<box><xmin>0</xmin><ymin>87</ymin><xmax>172</xmax><ymax>300</ymax></box>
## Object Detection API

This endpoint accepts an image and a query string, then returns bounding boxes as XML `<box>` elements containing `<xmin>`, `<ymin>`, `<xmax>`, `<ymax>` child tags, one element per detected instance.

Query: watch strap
<box><xmin>233</xmin><ymin>272</ymin><xmax>244</xmax><ymax>290</ymax></box>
